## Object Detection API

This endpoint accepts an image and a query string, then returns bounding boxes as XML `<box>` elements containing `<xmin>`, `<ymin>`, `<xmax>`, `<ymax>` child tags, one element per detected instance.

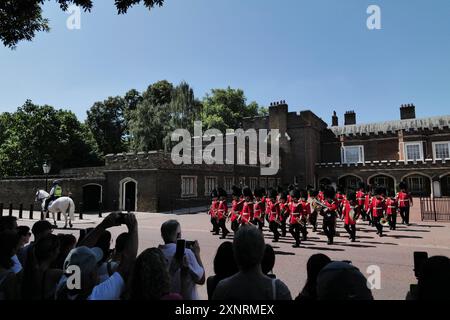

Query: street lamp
<box><xmin>42</xmin><ymin>162</ymin><xmax>51</xmax><ymax>191</ymax></box>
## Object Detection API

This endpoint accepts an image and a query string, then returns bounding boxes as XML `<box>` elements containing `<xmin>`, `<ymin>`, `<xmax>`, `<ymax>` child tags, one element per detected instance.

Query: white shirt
<box><xmin>159</xmin><ymin>243</ymin><xmax>204</xmax><ymax>300</ymax></box>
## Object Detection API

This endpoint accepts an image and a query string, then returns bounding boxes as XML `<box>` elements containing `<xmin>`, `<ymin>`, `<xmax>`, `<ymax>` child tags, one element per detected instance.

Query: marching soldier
<box><xmin>321</xmin><ymin>187</ymin><xmax>339</xmax><ymax>245</ymax></box>
<box><xmin>252</xmin><ymin>187</ymin><xmax>265</xmax><ymax>231</ymax></box>
<box><xmin>299</xmin><ymin>189</ymin><xmax>310</xmax><ymax>241</ymax></box>
<box><xmin>278</xmin><ymin>191</ymin><xmax>290</xmax><ymax>237</ymax></box>
<box><xmin>364</xmin><ymin>186</ymin><xmax>373</xmax><ymax>226</ymax></box>
<box><xmin>230</xmin><ymin>186</ymin><xmax>244</xmax><ymax>232</ymax></box>
<box><xmin>343</xmin><ymin>191</ymin><xmax>360</xmax><ymax>242</ymax></box>
<box><xmin>209</xmin><ymin>189</ymin><xmax>220</xmax><ymax>235</ymax></box>
<box><xmin>289</xmin><ymin>188</ymin><xmax>302</xmax><ymax>248</ymax></box>
<box><xmin>308</xmin><ymin>190</ymin><xmax>320</xmax><ymax>232</ymax></box>
<box><xmin>335</xmin><ymin>186</ymin><xmax>345</xmax><ymax>219</ymax></box>
<box><xmin>217</xmin><ymin>188</ymin><xmax>230</xmax><ymax>239</ymax></box>
<box><xmin>240</xmin><ymin>187</ymin><xmax>254</xmax><ymax>225</ymax></box>
<box><xmin>266</xmin><ymin>189</ymin><xmax>281</xmax><ymax>242</ymax></box>
<box><xmin>386</xmin><ymin>192</ymin><xmax>398</xmax><ymax>230</ymax></box>
<box><xmin>370</xmin><ymin>187</ymin><xmax>387</xmax><ymax>237</ymax></box>
<box><xmin>397</xmin><ymin>181</ymin><xmax>413</xmax><ymax>226</ymax></box>
<box><xmin>356</xmin><ymin>182</ymin><xmax>367</xmax><ymax>221</ymax></box>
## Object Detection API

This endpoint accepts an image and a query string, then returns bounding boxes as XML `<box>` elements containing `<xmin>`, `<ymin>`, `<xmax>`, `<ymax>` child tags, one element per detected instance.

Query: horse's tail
<box><xmin>68</xmin><ymin>198</ymin><xmax>75</xmax><ymax>220</ymax></box>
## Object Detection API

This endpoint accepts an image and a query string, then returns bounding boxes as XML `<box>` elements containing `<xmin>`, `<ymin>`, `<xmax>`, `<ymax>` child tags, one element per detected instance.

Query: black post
<box><xmin>19</xmin><ymin>204</ymin><xmax>23</xmax><ymax>219</ymax></box>
<box><xmin>98</xmin><ymin>202</ymin><xmax>103</xmax><ymax>218</ymax></box>
<box><xmin>46</xmin><ymin>211</ymin><xmax>50</xmax><ymax>219</ymax></box>
<box><xmin>79</xmin><ymin>202</ymin><xmax>83</xmax><ymax>220</ymax></box>
<box><xmin>40</xmin><ymin>210</ymin><xmax>44</xmax><ymax>221</ymax></box>
<box><xmin>9</xmin><ymin>203</ymin><xmax>13</xmax><ymax>217</ymax></box>
<box><xmin>57</xmin><ymin>211</ymin><xmax>61</xmax><ymax>221</ymax></box>
<box><xmin>0</xmin><ymin>203</ymin><xmax>3</xmax><ymax>217</ymax></box>
<box><xmin>29</xmin><ymin>204</ymin><xmax>34</xmax><ymax>220</ymax></box>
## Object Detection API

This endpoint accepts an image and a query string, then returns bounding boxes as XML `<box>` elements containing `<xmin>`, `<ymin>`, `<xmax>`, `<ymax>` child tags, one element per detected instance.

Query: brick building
<box><xmin>1</xmin><ymin>102</ymin><xmax>449</xmax><ymax>213</ymax></box>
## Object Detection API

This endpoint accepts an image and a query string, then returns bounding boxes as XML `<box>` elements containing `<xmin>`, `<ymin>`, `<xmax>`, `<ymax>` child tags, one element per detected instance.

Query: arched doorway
<box><xmin>441</xmin><ymin>173</ymin><xmax>450</xmax><ymax>197</ymax></box>
<box><xmin>368</xmin><ymin>174</ymin><xmax>396</xmax><ymax>196</ymax></box>
<box><xmin>82</xmin><ymin>184</ymin><xmax>102</xmax><ymax>212</ymax></box>
<box><xmin>338</xmin><ymin>175</ymin><xmax>363</xmax><ymax>193</ymax></box>
<box><xmin>319</xmin><ymin>178</ymin><xmax>332</xmax><ymax>187</ymax></box>
<box><xmin>401</xmin><ymin>174</ymin><xmax>431</xmax><ymax>197</ymax></box>
<box><xmin>120</xmin><ymin>178</ymin><xmax>137</xmax><ymax>212</ymax></box>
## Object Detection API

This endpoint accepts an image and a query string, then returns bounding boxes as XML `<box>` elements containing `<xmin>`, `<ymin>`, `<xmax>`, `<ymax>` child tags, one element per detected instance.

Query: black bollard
<box><xmin>40</xmin><ymin>210</ymin><xmax>44</xmax><ymax>221</ymax></box>
<box><xmin>9</xmin><ymin>203</ymin><xmax>13</xmax><ymax>216</ymax></box>
<box><xmin>98</xmin><ymin>202</ymin><xmax>103</xmax><ymax>218</ymax></box>
<box><xmin>79</xmin><ymin>202</ymin><xmax>83</xmax><ymax>220</ymax></box>
<box><xmin>0</xmin><ymin>203</ymin><xmax>3</xmax><ymax>217</ymax></box>
<box><xmin>46</xmin><ymin>211</ymin><xmax>50</xmax><ymax>219</ymax></box>
<box><xmin>19</xmin><ymin>204</ymin><xmax>23</xmax><ymax>219</ymax></box>
<box><xmin>57</xmin><ymin>211</ymin><xmax>61</xmax><ymax>221</ymax></box>
<box><xmin>29</xmin><ymin>204</ymin><xmax>34</xmax><ymax>220</ymax></box>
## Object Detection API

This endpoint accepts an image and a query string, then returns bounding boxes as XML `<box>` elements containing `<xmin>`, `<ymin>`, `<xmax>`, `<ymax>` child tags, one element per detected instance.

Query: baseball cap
<box><xmin>317</xmin><ymin>261</ymin><xmax>374</xmax><ymax>300</ymax></box>
<box><xmin>63</xmin><ymin>246</ymin><xmax>104</xmax><ymax>275</ymax></box>
<box><xmin>31</xmin><ymin>220</ymin><xmax>54</xmax><ymax>235</ymax></box>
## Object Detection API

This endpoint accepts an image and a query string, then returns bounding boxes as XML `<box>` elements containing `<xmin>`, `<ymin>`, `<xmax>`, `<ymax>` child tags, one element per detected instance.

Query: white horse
<box><xmin>35</xmin><ymin>190</ymin><xmax>75</xmax><ymax>229</ymax></box>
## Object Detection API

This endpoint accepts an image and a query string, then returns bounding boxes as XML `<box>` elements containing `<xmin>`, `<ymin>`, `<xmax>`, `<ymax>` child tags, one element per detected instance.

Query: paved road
<box><xmin>9</xmin><ymin>208</ymin><xmax>450</xmax><ymax>300</ymax></box>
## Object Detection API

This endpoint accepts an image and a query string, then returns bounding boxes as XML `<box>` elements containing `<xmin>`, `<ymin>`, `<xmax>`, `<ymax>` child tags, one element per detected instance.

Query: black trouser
<box><xmin>299</xmin><ymin>221</ymin><xmax>308</xmax><ymax>240</ymax></box>
<box><xmin>231</xmin><ymin>220</ymin><xmax>239</xmax><ymax>232</ymax></box>
<box><xmin>373</xmin><ymin>216</ymin><xmax>383</xmax><ymax>235</ymax></box>
<box><xmin>389</xmin><ymin>213</ymin><xmax>397</xmax><ymax>230</ymax></box>
<box><xmin>252</xmin><ymin>218</ymin><xmax>264</xmax><ymax>231</ymax></box>
<box><xmin>344</xmin><ymin>224</ymin><xmax>356</xmax><ymax>240</ymax></box>
<box><xmin>211</xmin><ymin>217</ymin><xmax>219</xmax><ymax>234</ymax></box>
<box><xmin>269</xmin><ymin>221</ymin><xmax>280</xmax><ymax>241</ymax></box>
<box><xmin>323</xmin><ymin>219</ymin><xmax>336</xmax><ymax>243</ymax></box>
<box><xmin>280</xmin><ymin>219</ymin><xmax>287</xmax><ymax>237</ymax></box>
<box><xmin>289</xmin><ymin>224</ymin><xmax>301</xmax><ymax>245</ymax></box>
<box><xmin>309</xmin><ymin>213</ymin><xmax>318</xmax><ymax>231</ymax></box>
<box><xmin>44</xmin><ymin>195</ymin><xmax>56</xmax><ymax>211</ymax></box>
<box><xmin>218</xmin><ymin>218</ymin><xmax>229</xmax><ymax>237</ymax></box>
<box><xmin>399</xmin><ymin>207</ymin><xmax>410</xmax><ymax>224</ymax></box>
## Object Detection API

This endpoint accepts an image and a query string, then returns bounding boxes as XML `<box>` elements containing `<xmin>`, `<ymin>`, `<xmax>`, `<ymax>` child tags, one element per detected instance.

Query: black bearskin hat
<box><xmin>268</xmin><ymin>188</ymin><xmax>278</xmax><ymax>200</ymax></box>
<box><xmin>300</xmin><ymin>189</ymin><xmax>308</xmax><ymax>199</ymax></box>
<box><xmin>310</xmin><ymin>189</ymin><xmax>319</xmax><ymax>197</ymax></box>
<box><xmin>399</xmin><ymin>181</ymin><xmax>408</xmax><ymax>191</ymax></box>
<box><xmin>243</xmin><ymin>187</ymin><xmax>253</xmax><ymax>199</ymax></box>
<box><xmin>253</xmin><ymin>187</ymin><xmax>264</xmax><ymax>198</ymax></box>
<box><xmin>218</xmin><ymin>187</ymin><xmax>227</xmax><ymax>198</ymax></box>
<box><xmin>279</xmin><ymin>191</ymin><xmax>288</xmax><ymax>201</ymax></box>
<box><xmin>232</xmin><ymin>186</ymin><xmax>242</xmax><ymax>198</ymax></box>
<box><xmin>324</xmin><ymin>186</ymin><xmax>336</xmax><ymax>200</ymax></box>
<box><xmin>211</xmin><ymin>189</ymin><xmax>219</xmax><ymax>198</ymax></box>
<box><xmin>374</xmin><ymin>186</ymin><xmax>386</xmax><ymax>196</ymax></box>
<box><xmin>357</xmin><ymin>181</ymin><xmax>366</xmax><ymax>190</ymax></box>
<box><xmin>347</xmin><ymin>191</ymin><xmax>357</xmax><ymax>202</ymax></box>
<box><xmin>290</xmin><ymin>188</ymin><xmax>300</xmax><ymax>199</ymax></box>
<box><xmin>288</xmin><ymin>184</ymin><xmax>295</xmax><ymax>191</ymax></box>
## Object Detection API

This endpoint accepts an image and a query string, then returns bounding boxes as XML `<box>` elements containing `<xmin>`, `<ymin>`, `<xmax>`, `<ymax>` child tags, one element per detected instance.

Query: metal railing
<box><xmin>420</xmin><ymin>197</ymin><xmax>450</xmax><ymax>222</ymax></box>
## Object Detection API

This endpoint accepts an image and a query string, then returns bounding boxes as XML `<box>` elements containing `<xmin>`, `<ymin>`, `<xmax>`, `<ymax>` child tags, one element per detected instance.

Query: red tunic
<box><xmin>364</xmin><ymin>194</ymin><xmax>371</xmax><ymax>212</ymax></box>
<box><xmin>322</xmin><ymin>200</ymin><xmax>338</xmax><ymax>221</ymax></box>
<box><xmin>230</xmin><ymin>199</ymin><xmax>244</xmax><ymax>222</ymax></box>
<box><xmin>266</xmin><ymin>199</ymin><xmax>280</xmax><ymax>222</ymax></box>
<box><xmin>289</xmin><ymin>202</ymin><xmax>302</xmax><ymax>225</ymax></box>
<box><xmin>385</xmin><ymin>198</ymin><xmax>397</xmax><ymax>216</ymax></box>
<box><xmin>253</xmin><ymin>201</ymin><xmax>264</xmax><ymax>221</ymax></box>
<box><xmin>217</xmin><ymin>200</ymin><xmax>228</xmax><ymax>220</ymax></box>
<box><xmin>356</xmin><ymin>190</ymin><xmax>365</xmax><ymax>207</ymax></box>
<box><xmin>279</xmin><ymin>202</ymin><xmax>289</xmax><ymax>221</ymax></box>
<box><xmin>240</xmin><ymin>201</ymin><xmax>253</xmax><ymax>224</ymax></box>
<box><xmin>370</xmin><ymin>197</ymin><xmax>386</xmax><ymax>218</ymax></box>
<box><xmin>318</xmin><ymin>191</ymin><xmax>325</xmax><ymax>202</ymax></box>
<box><xmin>342</xmin><ymin>199</ymin><xmax>358</xmax><ymax>225</ymax></box>
<box><xmin>397</xmin><ymin>192</ymin><xmax>412</xmax><ymax>208</ymax></box>
<box><xmin>209</xmin><ymin>200</ymin><xmax>219</xmax><ymax>218</ymax></box>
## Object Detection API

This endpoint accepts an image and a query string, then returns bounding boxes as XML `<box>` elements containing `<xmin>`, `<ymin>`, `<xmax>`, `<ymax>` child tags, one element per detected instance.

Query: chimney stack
<box><xmin>331</xmin><ymin>111</ymin><xmax>339</xmax><ymax>127</ymax></box>
<box><xmin>344</xmin><ymin>110</ymin><xmax>356</xmax><ymax>125</ymax></box>
<box><xmin>400</xmin><ymin>104</ymin><xmax>416</xmax><ymax>120</ymax></box>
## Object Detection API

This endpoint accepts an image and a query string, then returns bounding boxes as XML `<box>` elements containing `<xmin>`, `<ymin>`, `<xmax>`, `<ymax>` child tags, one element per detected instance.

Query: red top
<box><xmin>385</xmin><ymin>198</ymin><xmax>397</xmax><ymax>215</ymax></box>
<box><xmin>230</xmin><ymin>199</ymin><xmax>244</xmax><ymax>222</ymax></box>
<box><xmin>364</xmin><ymin>194</ymin><xmax>371</xmax><ymax>212</ymax></box>
<box><xmin>322</xmin><ymin>200</ymin><xmax>338</xmax><ymax>221</ymax></box>
<box><xmin>289</xmin><ymin>202</ymin><xmax>302</xmax><ymax>225</ymax></box>
<box><xmin>266</xmin><ymin>199</ymin><xmax>280</xmax><ymax>222</ymax></box>
<box><xmin>209</xmin><ymin>200</ymin><xmax>219</xmax><ymax>218</ymax></box>
<box><xmin>318</xmin><ymin>191</ymin><xmax>325</xmax><ymax>202</ymax></box>
<box><xmin>253</xmin><ymin>201</ymin><xmax>264</xmax><ymax>220</ymax></box>
<box><xmin>217</xmin><ymin>200</ymin><xmax>228</xmax><ymax>220</ymax></box>
<box><xmin>356</xmin><ymin>190</ymin><xmax>365</xmax><ymax>206</ymax></box>
<box><xmin>397</xmin><ymin>192</ymin><xmax>412</xmax><ymax>208</ymax></box>
<box><xmin>370</xmin><ymin>197</ymin><xmax>386</xmax><ymax>218</ymax></box>
<box><xmin>240</xmin><ymin>201</ymin><xmax>253</xmax><ymax>224</ymax></box>
<box><xmin>279</xmin><ymin>202</ymin><xmax>289</xmax><ymax>221</ymax></box>
<box><xmin>342</xmin><ymin>199</ymin><xmax>358</xmax><ymax>225</ymax></box>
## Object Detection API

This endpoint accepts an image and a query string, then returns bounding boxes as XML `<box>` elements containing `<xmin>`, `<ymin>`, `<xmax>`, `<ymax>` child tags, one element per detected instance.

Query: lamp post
<box><xmin>42</xmin><ymin>162</ymin><xmax>51</xmax><ymax>191</ymax></box>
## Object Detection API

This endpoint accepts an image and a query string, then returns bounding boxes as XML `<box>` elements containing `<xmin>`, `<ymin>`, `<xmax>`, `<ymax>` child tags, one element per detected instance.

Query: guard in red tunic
<box><xmin>217</xmin><ymin>188</ymin><xmax>230</xmax><ymax>239</ymax></box>
<box><xmin>240</xmin><ymin>187</ymin><xmax>254</xmax><ymax>225</ymax></box>
<box><xmin>335</xmin><ymin>186</ymin><xmax>345</xmax><ymax>219</ymax></box>
<box><xmin>364</xmin><ymin>186</ymin><xmax>373</xmax><ymax>226</ymax></box>
<box><xmin>209</xmin><ymin>189</ymin><xmax>220</xmax><ymax>235</ymax></box>
<box><xmin>278</xmin><ymin>191</ymin><xmax>290</xmax><ymax>237</ymax></box>
<box><xmin>266</xmin><ymin>189</ymin><xmax>281</xmax><ymax>242</ymax></box>
<box><xmin>370</xmin><ymin>187</ymin><xmax>387</xmax><ymax>237</ymax></box>
<box><xmin>321</xmin><ymin>187</ymin><xmax>339</xmax><ymax>245</ymax></box>
<box><xmin>252</xmin><ymin>187</ymin><xmax>265</xmax><ymax>231</ymax></box>
<box><xmin>342</xmin><ymin>191</ymin><xmax>360</xmax><ymax>242</ymax></box>
<box><xmin>396</xmin><ymin>181</ymin><xmax>413</xmax><ymax>226</ymax></box>
<box><xmin>356</xmin><ymin>182</ymin><xmax>367</xmax><ymax>221</ymax></box>
<box><xmin>386</xmin><ymin>193</ymin><xmax>398</xmax><ymax>230</ymax></box>
<box><xmin>230</xmin><ymin>186</ymin><xmax>244</xmax><ymax>232</ymax></box>
<box><xmin>299</xmin><ymin>189</ymin><xmax>310</xmax><ymax>241</ymax></box>
<box><xmin>289</xmin><ymin>189</ymin><xmax>303</xmax><ymax>248</ymax></box>
<box><xmin>308</xmin><ymin>190</ymin><xmax>320</xmax><ymax>232</ymax></box>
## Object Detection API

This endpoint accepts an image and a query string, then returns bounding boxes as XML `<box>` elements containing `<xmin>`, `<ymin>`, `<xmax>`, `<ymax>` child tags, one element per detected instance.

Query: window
<box><xmin>249</xmin><ymin>177</ymin><xmax>258</xmax><ymax>190</ymax></box>
<box><xmin>433</xmin><ymin>142</ymin><xmax>450</xmax><ymax>160</ymax></box>
<box><xmin>224</xmin><ymin>177</ymin><xmax>234</xmax><ymax>193</ymax></box>
<box><xmin>406</xmin><ymin>176</ymin><xmax>425</xmax><ymax>193</ymax></box>
<box><xmin>405</xmin><ymin>142</ymin><xmax>423</xmax><ymax>161</ymax></box>
<box><xmin>260</xmin><ymin>178</ymin><xmax>267</xmax><ymax>189</ymax></box>
<box><xmin>204</xmin><ymin>177</ymin><xmax>218</xmax><ymax>195</ymax></box>
<box><xmin>373</xmin><ymin>177</ymin><xmax>388</xmax><ymax>187</ymax></box>
<box><xmin>341</xmin><ymin>146</ymin><xmax>364</xmax><ymax>164</ymax></box>
<box><xmin>268</xmin><ymin>178</ymin><xmax>276</xmax><ymax>188</ymax></box>
<box><xmin>239</xmin><ymin>177</ymin><xmax>246</xmax><ymax>186</ymax></box>
<box><xmin>181</xmin><ymin>176</ymin><xmax>197</xmax><ymax>198</ymax></box>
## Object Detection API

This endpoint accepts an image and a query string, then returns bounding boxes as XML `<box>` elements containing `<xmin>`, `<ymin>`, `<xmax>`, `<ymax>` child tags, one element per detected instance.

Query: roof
<box><xmin>330</xmin><ymin>115</ymin><xmax>450</xmax><ymax>136</ymax></box>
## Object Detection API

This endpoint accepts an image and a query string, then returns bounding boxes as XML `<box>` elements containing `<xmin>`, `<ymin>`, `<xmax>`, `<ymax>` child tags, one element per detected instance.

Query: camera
<box><xmin>116</xmin><ymin>212</ymin><xmax>130</xmax><ymax>225</ymax></box>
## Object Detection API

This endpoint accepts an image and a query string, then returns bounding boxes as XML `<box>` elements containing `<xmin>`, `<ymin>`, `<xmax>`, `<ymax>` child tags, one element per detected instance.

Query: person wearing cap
<box><xmin>216</xmin><ymin>188</ymin><xmax>230</xmax><ymax>239</ymax></box>
<box><xmin>266</xmin><ymin>189</ymin><xmax>281</xmax><ymax>242</ymax></box>
<box><xmin>317</xmin><ymin>261</ymin><xmax>374</xmax><ymax>300</ymax></box>
<box><xmin>56</xmin><ymin>212</ymin><xmax>138</xmax><ymax>300</ymax></box>
<box><xmin>18</xmin><ymin>220</ymin><xmax>54</xmax><ymax>268</ymax></box>
<box><xmin>44</xmin><ymin>180</ymin><xmax>63</xmax><ymax>211</ymax></box>
<box><xmin>209</xmin><ymin>189</ymin><xmax>220</xmax><ymax>235</ymax></box>
<box><xmin>252</xmin><ymin>188</ymin><xmax>265</xmax><ymax>231</ymax></box>
<box><xmin>240</xmin><ymin>187</ymin><xmax>254</xmax><ymax>225</ymax></box>
<box><xmin>230</xmin><ymin>186</ymin><xmax>244</xmax><ymax>233</ymax></box>
<box><xmin>386</xmin><ymin>192</ymin><xmax>399</xmax><ymax>230</ymax></box>
<box><xmin>342</xmin><ymin>191</ymin><xmax>360</xmax><ymax>242</ymax></box>
<box><xmin>289</xmin><ymin>188</ymin><xmax>302</xmax><ymax>248</ymax></box>
<box><xmin>370</xmin><ymin>187</ymin><xmax>387</xmax><ymax>237</ymax></box>
<box><xmin>321</xmin><ymin>187</ymin><xmax>339</xmax><ymax>245</ymax></box>
<box><xmin>278</xmin><ymin>191</ymin><xmax>289</xmax><ymax>237</ymax></box>
<box><xmin>396</xmin><ymin>181</ymin><xmax>413</xmax><ymax>225</ymax></box>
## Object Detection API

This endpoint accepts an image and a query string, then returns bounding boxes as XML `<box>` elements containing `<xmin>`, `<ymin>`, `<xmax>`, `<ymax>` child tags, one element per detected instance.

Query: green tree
<box><xmin>201</xmin><ymin>87</ymin><xmax>267</xmax><ymax>132</ymax></box>
<box><xmin>0</xmin><ymin>100</ymin><xmax>101</xmax><ymax>176</ymax></box>
<box><xmin>86</xmin><ymin>96</ymin><xmax>127</xmax><ymax>156</ymax></box>
<box><xmin>0</xmin><ymin>0</ymin><xmax>165</xmax><ymax>49</ymax></box>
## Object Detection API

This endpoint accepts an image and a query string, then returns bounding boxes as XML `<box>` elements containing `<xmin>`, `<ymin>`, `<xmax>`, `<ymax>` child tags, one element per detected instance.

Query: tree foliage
<box><xmin>0</xmin><ymin>0</ymin><xmax>166</xmax><ymax>48</ymax></box>
<box><xmin>0</xmin><ymin>100</ymin><xmax>101</xmax><ymax>176</ymax></box>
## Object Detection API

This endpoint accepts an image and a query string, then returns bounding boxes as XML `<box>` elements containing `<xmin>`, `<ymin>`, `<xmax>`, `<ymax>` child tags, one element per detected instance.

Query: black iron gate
<box><xmin>420</xmin><ymin>197</ymin><xmax>450</xmax><ymax>222</ymax></box>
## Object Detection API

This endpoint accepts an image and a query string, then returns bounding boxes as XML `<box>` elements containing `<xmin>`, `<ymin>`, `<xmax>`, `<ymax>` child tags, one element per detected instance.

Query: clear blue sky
<box><xmin>1</xmin><ymin>0</ymin><xmax>449</xmax><ymax>125</ymax></box>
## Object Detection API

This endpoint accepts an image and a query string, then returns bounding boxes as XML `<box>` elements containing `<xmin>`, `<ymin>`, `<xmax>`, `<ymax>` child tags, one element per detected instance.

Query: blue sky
<box><xmin>1</xmin><ymin>0</ymin><xmax>449</xmax><ymax>125</ymax></box>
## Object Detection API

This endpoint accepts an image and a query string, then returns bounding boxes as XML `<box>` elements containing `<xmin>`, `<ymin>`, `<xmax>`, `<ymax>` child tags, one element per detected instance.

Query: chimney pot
<box><xmin>332</xmin><ymin>110</ymin><xmax>339</xmax><ymax>127</ymax></box>
<box><xmin>344</xmin><ymin>110</ymin><xmax>356</xmax><ymax>125</ymax></box>
<box><xmin>400</xmin><ymin>104</ymin><xmax>416</xmax><ymax>120</ymax></box>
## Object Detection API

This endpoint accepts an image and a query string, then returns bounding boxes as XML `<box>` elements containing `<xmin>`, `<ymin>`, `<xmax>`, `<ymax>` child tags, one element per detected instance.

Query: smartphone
<box><xmin>186</xmin><ymin>241</ymin><xmax>196</xmax><ymax>250</ymax></box>
<box><xmin>414</xmin><ymin>251</ymin><xmax>428</xmax><ymax>278</ymax></box>
<box><xmin>116</xmin><ymin>212</ymin><xmax>129</xmax><ymax>225</ymax></box>
<box><xmin>175</xmin><ymin>239</ymin><xmax>186</xmax><ymax>262</ymax></box>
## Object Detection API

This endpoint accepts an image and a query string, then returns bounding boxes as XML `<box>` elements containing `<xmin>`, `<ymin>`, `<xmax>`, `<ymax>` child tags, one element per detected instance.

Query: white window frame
<box><xmin>406</xmin><ymin>176</ymin><xmax>425</xmax><ymax>193</ymax></box>
<box><xmin>249</xmin><ymin>177</ymin><xmax>258</xmax><ymax>190</ymax></box>
<box><xmin>224</xmin><ymin>176</ymin><xmax>234</xmax><ymax>193</ymax></box>
<box><xmin>181</xmin><ymin>176</ymin><xmax>197</xmax><ymax>198</ymax></box>
<box><xmin>239</xmin><ymin>177</ymin><xmax>246</xmax><ymax>186</ymax></box>
<box><xmin>204</xmin><ymin>176</ymin><xmax>218</xmax><ymax>196</ymax></box>
<box><xmin>404</xmin><ymin>141</ymin><xmax>424</xmax><ymax>161</ymax></box>
<box><xmin>341</xmin><ymin>145</ymin><xmax>365</xmax><ymax>164</ymax></box>
<box><xmin>433</xmin><ymin>141</ymin><xmax>450</xmax><ymax>160</ymax></box>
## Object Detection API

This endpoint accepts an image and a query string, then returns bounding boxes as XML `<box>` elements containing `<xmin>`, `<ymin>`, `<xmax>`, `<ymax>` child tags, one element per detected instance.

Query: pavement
<box><xmin>5</xmin><ymin>204</ymin><xmax>450</xmax><ymax>301</ymax></box>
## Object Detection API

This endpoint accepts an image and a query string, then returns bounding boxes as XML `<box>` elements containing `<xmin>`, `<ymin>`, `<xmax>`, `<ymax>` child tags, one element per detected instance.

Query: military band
<box><xmin>207</xmin><ymin>181</ymin><xmax>414</xmax><ymax>246</ymax></box>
